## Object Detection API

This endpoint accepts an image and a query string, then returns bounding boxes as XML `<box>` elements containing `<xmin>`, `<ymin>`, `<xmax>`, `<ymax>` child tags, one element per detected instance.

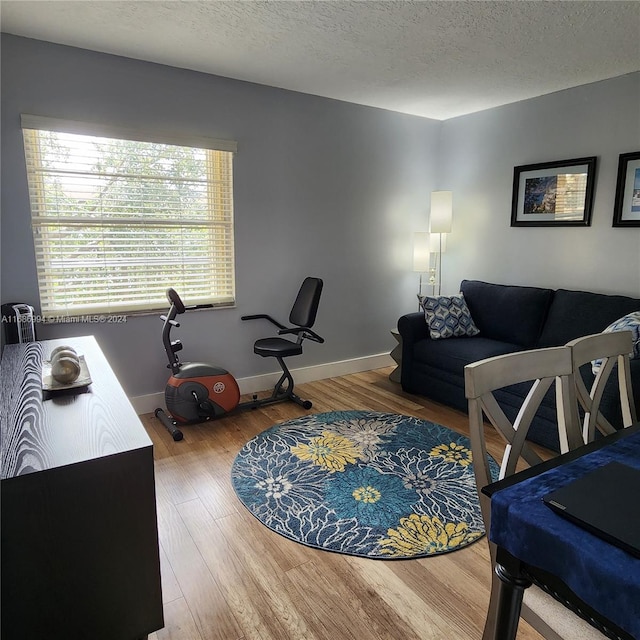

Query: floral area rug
<box><xmin>231</xmin><ymin>411</ymin><xmax>498</xmax><ymax>559</ymax></box>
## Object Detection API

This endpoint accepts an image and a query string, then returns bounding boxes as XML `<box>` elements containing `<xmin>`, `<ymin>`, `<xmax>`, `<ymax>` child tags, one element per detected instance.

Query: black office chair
<box><xmin>241</xmin><ymin>277</ymin><xmax>324</xmax><ymax>409</ymax></box>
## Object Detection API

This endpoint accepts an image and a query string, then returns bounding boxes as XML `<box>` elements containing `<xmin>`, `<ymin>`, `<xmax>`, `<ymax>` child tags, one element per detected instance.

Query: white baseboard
<box><xmin>130</xmin><ymin>352</ymin><xmax>394</xmax><ymax>415</ymax></box>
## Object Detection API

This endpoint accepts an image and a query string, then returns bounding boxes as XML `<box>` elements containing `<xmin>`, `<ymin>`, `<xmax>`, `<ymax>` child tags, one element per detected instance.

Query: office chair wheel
<box><xmin>302</xmin><ymin>400</ymin><xmax>312</xmax><ymax>410</ymax></box>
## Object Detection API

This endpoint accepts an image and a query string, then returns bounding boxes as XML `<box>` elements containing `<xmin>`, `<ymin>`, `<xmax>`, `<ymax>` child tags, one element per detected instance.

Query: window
<box><xmin>21</xmin><ymin>115</ymin><xmax>237</xmax><ymax>318</ymax></box>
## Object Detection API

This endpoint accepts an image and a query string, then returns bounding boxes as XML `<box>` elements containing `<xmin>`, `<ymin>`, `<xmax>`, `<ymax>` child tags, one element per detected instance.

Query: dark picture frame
<box><xmin>511</xmin><ymin>157</ymin><xmax>597</xmax><ymax>227</ymax></box>
<box><xmin>613</xmin><ymin>151</ymin><xmax>640</xmax><ymax>227</ymax></box>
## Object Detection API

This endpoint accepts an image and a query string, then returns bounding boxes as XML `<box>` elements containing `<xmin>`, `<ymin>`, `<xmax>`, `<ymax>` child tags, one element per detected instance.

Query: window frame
<box><xmin>21</xmin><ymin>115</ymin><xmax>238</xmax><ymax>319</ymax></box>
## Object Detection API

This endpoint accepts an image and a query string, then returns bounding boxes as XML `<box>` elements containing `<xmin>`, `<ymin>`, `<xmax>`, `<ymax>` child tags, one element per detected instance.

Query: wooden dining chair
<box><xmin>464</xmin><ymin>346</ymin><xmax>607</xmax><ymax>640</ymax></box>
<box><xmin>563</xmin><ymin>330</ymin><xmax>637</xmax><ymax>447</ymax></box>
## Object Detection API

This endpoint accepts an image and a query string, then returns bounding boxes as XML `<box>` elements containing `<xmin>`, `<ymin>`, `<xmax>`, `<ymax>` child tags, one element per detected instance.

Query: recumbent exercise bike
<box><xmin>155</xmin><ymin>277</ymin><xmax>324</xmax><ymax>440</ymax></box>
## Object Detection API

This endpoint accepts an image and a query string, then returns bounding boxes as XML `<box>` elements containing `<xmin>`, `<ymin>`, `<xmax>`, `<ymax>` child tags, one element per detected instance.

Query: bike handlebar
<box><xmin>166</xmin><ymin>288</ymin><xmax>185</xmax><ymax>314</ymax></box>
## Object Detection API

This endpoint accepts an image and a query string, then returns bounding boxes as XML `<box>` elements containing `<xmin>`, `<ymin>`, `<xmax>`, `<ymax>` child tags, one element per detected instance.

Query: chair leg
<box><xmin>238</xmin><ymin>357</ymin><xmax>313</xmax><ymax>410</ymax></box>
<box><xmin>271</xmin><ymin>358</ymin><xmax>294</xmax><ymax>398</ymax></box>
<box><xmin>272</xmin><ymin>357</ymin><xmax>313</xmax><ymax>409</ymax></box>
<box><xmin>483</xmin><ymin>547</ymin><xmax>530</xmax><ymax>640</ymax></box>
<box><xmin>484</xmin><ymin>564</ymin><xmax>530</xmax><ymax>640</ymax></box>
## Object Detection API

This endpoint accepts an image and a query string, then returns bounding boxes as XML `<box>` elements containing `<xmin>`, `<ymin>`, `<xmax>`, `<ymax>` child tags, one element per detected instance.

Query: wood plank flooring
<box><xmin>143</xmin><ymin>367</ymin><xmax>544</xmax><ymax>640</ymax></box>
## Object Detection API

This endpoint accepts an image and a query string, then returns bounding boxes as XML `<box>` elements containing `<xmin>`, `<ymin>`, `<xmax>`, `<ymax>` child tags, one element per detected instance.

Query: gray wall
<box><xmin>1</xmin><ymin>35</ymin><xmax>440</xmax><ymax>396</ymax></box>
<box><xmin>2</xmin><ymin>36</ymin><xmax>639</xmax><ymax>399</ymax></box>
<box><xmin>439</xmin><ymin>73</ymin><xmax>640</xmax><ymax>298</ymax></box>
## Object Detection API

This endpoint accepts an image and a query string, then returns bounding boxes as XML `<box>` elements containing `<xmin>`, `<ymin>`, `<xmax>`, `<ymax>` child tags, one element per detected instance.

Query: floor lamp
<box><xmin>412</xmin><ymin>232</ymin><xmax>431</xmax><ymax>309</ymax></box>
<box><xmin>429</xmin><ymin>191</ymin><xmax>453</xmax><ymax>296</ymax></box>
<box><xmin>429</xmin><ymin>232</ymin><xmax>446</xmax><ymax>295</ymax></box>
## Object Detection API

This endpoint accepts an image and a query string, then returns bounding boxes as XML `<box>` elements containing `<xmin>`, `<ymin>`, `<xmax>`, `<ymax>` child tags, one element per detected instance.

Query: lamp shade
<box><xmin>430</xmin><ymin>191</ymin><xmax>453</xmax><ymax>233</ymax></box>
<box><xmin>412</xmin><ymin>232</ymin><xmax>431</xmax><ymax>272</ymax></box>
<box><xmin>429</xmin><ymin>233</ymin><xmax>447</xmax><ymax>254</ymax></box>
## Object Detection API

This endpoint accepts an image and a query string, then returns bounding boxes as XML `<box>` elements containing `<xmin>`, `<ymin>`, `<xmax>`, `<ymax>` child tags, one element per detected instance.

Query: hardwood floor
<box><xmin>143</xmin><ymin>367</ymin><xmax>544</xmax><ymax>640</ymax></box>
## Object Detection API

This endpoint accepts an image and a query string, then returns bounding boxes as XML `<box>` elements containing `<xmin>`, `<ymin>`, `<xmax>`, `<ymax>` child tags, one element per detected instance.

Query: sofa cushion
<box><xmin>420</xmin><ymin>293</ymin><xmax>480</xmax><ymax>340</ymax></box>
<box><xmin>401</xmin><ymin>363</ymin><xmax>469</xmax><ymax>413</ymax></box>
<box><xmin>413</xmin><ymin>335</ymin><xmax>523</xmax><ymax>377</ymax></box>
<box><xmin>460</xmin><ymin>280</ymin><xmax>553</xmax><ymax>348</ymax></box>
<box><xmin>538</xmin><ymin>289</ymin><xmax>640</xmax><ymax>347</ymax></box>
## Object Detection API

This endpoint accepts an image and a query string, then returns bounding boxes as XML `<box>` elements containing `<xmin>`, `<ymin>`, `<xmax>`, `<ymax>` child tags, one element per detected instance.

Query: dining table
<box><xmin>482</xmin><ymin>423</ymin><xmax>640</xmax><ymax>640</ymax></box>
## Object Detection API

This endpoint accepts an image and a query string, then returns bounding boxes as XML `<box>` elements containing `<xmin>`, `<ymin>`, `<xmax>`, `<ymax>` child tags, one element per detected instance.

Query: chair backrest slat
<box><xmin>465</xmin><ymin>346</ymin><xmax>578</xmax><ymax>547</ymax></box>
<box><xmin>465</xmin><ymin>346</ymin><xmax>574</xmax><ymax>489</ymax></box>
<box><xmin>565</xmin><ymin>331</ymin><xmax>637</xmax><ymax>443</ymax></box>
<box><xmin>464</xmin><ymin>345</ymin><xmax>572</xmax><ymax>397</ymax></box>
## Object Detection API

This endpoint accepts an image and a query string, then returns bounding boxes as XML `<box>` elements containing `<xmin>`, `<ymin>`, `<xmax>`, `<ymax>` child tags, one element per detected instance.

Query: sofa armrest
<box><xmin>398</xmin><ymin>312</ymin><xmax>429</xmax><ymax>344</ymax></box>
<box><xmin>397</xmin><ymin>312</ymin><xmax>429</xmax><ymax>392</ymax></box>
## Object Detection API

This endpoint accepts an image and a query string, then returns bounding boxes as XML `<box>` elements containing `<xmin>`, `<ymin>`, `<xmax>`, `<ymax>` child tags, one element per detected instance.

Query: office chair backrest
<box><xmin>289</xmin><ymin>277</ymin><xmax>323</xmax><ymax>328</ymax></box>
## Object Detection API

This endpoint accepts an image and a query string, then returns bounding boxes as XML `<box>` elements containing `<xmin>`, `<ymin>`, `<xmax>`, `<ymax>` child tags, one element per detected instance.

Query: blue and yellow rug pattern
<box><xmin>231</xmin><ymin>410</ymin><xmax>498</xmax><ymax>559</ymax></box>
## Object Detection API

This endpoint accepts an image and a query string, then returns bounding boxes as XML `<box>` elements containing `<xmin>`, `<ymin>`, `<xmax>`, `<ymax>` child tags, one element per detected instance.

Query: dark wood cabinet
<box><xmin>1</xmin><ymin>336</ymin><xmax>164</xmax><ymax>640</ymax></box>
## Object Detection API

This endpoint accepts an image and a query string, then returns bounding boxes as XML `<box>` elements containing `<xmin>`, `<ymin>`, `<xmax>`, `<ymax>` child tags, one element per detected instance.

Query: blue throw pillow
<box><xmin>592</xmin><ymin>311</ymin><xmax>640</xmax><ymax>374</ymax></box>
<box><xmin>421</xmin><ymin>293</ymin><xmax>480</xmax><ymax>340</ymax></box>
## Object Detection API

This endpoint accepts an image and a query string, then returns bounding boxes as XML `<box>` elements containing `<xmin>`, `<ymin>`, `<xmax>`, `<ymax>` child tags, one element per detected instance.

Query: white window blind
<box><xmin>21</xmin><ymin>115</ymin><xmax>237</xmax><ymax>318</ymax></box>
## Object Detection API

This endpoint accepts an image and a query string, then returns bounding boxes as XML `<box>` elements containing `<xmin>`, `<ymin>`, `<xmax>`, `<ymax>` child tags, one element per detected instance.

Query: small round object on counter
<box><xmin>51</xmin><ymin>345</ymin><xmax>78</xmax><ymax>361</ymax></box>
<box><xmin>51</xmin><ymin>356</ymin><xmax>81</xmax><ymax>384</ymax></box>
<box><xmin>51</xmin><ymin>350</ymin><xmax>79</xmax><ymax>366</ymax></box>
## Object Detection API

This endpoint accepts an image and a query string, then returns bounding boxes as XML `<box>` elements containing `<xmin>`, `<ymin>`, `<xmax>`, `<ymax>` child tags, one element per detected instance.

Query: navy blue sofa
<box><xmin>398</xmin><ymin>280</ymin><xmax>640</xmax><ymax>451</ymax></box>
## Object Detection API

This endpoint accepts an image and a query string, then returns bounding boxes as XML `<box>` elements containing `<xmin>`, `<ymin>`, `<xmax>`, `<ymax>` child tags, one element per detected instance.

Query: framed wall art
<box><xmin>612</xmin><ymin>151</ymin><xmax>640</xmax><ymax>227</ymax></box>
<box><xmin>511</xmin><ymin>156</ymin><xmax>597</xmax><ymax>227</ymax></box>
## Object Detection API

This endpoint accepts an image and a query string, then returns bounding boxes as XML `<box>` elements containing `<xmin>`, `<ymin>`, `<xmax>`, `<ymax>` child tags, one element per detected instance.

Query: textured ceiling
<box><xmin>2</xmin><ymin>1</ymin><xmax>639</xmax><ymax>120</ymax></box>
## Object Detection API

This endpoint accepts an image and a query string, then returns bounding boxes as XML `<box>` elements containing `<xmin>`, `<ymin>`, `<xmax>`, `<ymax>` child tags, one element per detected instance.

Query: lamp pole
<box><xmin>429</xmin><ymin>191</ymin><xmax>453</xmax><ymax>297</ymax></box>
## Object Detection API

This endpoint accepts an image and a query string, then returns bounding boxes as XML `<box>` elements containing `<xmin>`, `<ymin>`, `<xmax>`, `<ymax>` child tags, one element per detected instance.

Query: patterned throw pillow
<box><xmin>421</xmin><ymin>293</ymin><xmax>480</xmax><ymax>340</ymax></box>
<box><xmin>592</xmin><ymin>311</ymin><xmax>640</xmax><ymax>374</ymax></box>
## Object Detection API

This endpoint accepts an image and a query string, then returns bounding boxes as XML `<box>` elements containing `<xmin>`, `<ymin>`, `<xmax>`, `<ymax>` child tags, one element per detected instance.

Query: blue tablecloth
<box><xmin>490</xmin><ymin>430</ymin><xmax>640</xmax><ymax>639</ymax></box>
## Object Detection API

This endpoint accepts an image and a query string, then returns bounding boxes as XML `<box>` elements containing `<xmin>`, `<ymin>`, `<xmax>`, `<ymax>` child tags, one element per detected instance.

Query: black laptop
<box><xmin>543</xmin><ymin>461</ymin><xmax>640</xmax><ymax>559</ymax></box>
